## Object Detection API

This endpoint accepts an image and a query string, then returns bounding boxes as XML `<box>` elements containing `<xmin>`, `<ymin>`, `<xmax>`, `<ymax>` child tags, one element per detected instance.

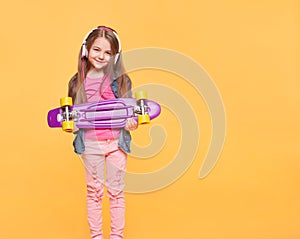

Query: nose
<box><xmin>99</xmin><ymin>52</ymin><xmax>104</xmax><ymax>59</ymax></box>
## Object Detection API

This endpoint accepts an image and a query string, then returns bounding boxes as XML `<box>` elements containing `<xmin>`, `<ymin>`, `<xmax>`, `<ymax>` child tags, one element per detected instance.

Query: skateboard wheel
<box><xmin>60</xmin><ymin>97</ymin><xmax>73</xmax><ymax>107</ymax></box>
<box><xmin>135</xmin><ymin>91</ymin><xmax>147</xmax><ymax>100</ymax></box>
<box><xmin>62</xmin><ymin>121</ymin><xmax>74</xmax><ymax>133</ymax></box>
<box><xmin>138</xmin><ymin>114</ymin><xmax>150</xmax><ymax>125</ymax></box>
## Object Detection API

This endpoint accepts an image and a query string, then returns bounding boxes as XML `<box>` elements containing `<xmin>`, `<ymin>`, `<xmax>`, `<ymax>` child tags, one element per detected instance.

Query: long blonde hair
<box><xmin>68</xmin><ymin>26</ymin><xmax>131</xmax><ymax>104</ymax></box>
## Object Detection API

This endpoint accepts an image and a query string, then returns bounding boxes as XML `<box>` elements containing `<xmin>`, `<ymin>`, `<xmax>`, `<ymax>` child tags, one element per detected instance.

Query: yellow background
<box><xmin>1</xmin><ymin>0</ymin><xmax>299</xmax><ymax>238</ymax></box>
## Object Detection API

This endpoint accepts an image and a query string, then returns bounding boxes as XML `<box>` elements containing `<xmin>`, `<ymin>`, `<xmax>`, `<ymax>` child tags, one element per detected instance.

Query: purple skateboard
<box><xmin>47</xmin><ymin>94</ymin><xmax>161</xmax><ymax>132</ymax></box>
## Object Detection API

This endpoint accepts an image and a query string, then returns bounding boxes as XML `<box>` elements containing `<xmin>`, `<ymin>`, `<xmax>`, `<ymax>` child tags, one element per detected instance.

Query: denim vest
<box><xmin>73</xmin><ymin>76</ymin><xmax>132</xmax><ymax>155</ymax></box>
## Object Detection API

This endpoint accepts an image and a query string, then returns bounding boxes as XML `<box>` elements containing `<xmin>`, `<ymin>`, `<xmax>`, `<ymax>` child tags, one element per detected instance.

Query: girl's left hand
<box><xmin>125</xmin><ymin>118</ymin><xmax>138</xmax><ymax>131</ymax></box>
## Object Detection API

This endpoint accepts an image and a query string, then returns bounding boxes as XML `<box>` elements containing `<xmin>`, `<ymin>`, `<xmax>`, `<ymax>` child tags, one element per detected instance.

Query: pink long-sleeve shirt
<box><xmin>84</xmin><ymin>75</ymin><xmax>120</xmax><ymax>141</ymax></box>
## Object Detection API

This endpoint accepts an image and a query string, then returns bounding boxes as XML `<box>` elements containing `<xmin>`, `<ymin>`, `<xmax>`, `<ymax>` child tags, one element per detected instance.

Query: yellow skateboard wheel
<box><xmin>135</xmin><ymin>91</ymin><xmax>147</xmax><ymax>100</ymax></box>
<box><xmin>138</xmin><ymin>114</ymin><xmax>150</xmax><ymax>125</ymax></box>
<box><xmin>62</xmin><ymin>121</ymin><xmax>74</xmax><ymax>133</ymax></box>
<box><xmin>60</xmin><ymin>97</ymin><xmax>73</xmax><ymax>107</ymax></box>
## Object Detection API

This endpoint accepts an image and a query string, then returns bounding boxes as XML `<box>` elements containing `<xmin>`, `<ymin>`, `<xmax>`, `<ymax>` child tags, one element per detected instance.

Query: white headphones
<box><xmin>81</xmin><ymin>26</ymin><xmax>122</xmax><ymax>64</ymax></box>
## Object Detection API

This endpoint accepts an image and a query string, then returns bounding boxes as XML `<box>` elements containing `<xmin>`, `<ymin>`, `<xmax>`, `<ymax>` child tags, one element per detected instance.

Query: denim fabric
<box><xmin>118</xmin><ymin>129</ymin><xmax>131</xmax><ymax>153</ymax></box>
<box><xmin>111</xmin><ymin>76</ymin><xmax>132</xmax><ymax>98</ymax></box>
<box><xmin>73</xmin><ymin>129</ymin><xmax>85</xmax><ymax>154</ymax></box>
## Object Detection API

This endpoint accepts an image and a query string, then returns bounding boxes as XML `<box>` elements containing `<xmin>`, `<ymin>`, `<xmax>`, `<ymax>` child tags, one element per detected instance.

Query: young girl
<box><xmin>68</xmin><ymin>26</ymin><xmax>137</xmax><ymax>239</ymax></box>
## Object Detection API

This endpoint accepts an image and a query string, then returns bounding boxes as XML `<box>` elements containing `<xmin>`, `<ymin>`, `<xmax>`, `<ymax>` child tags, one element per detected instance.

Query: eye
<box><xmin>105</xmin><ymin>51</ymin><xmax>112</xmax><ymax>55</ymax></box>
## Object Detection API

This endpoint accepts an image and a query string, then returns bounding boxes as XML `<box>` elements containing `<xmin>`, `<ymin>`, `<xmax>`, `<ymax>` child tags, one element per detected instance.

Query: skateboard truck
<box><xmin>135</xmin><ymin>91</ymin><xmax>151</xmax><ymax>125</ymax></box>
<box><xmin>60</xmin><ymin>97</ymin><xmax>75</xmax><ymax>132</ymax></box>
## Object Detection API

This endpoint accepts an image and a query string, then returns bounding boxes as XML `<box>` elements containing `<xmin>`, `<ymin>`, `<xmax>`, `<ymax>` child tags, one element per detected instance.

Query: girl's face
<box><xmin>88</xmin><ymin>37</ymin><xmax>112</xmax><ymax>73</ymax></box>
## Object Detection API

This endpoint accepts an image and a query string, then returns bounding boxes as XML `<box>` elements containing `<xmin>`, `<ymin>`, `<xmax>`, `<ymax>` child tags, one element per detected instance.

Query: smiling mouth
<box><xmin>96</xmin><ymin>60</ymin><xmax>106</xmax><ymax>63</ymax></box>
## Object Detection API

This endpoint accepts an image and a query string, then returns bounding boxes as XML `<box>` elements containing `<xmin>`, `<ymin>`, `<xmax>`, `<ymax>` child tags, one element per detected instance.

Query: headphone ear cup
<box><xmin>81</xmin><ymin>45</ymin><xmax>88</xmax><ymax>58</ymax></box>
<box><xmin>114</xmin><ymin>53</ymin><xmax>120</xmax><ymax>64</ymax></box>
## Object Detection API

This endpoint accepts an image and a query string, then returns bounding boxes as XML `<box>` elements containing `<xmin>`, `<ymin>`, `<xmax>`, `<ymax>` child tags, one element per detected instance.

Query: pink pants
<box><xmin>81</xmin><ymin>139</ymin><xmax>127</xmax><ymax>239</ymax></box>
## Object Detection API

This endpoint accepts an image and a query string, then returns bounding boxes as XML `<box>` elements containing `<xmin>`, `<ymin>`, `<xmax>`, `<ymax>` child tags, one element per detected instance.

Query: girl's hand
<box><xmin>125</xmin><ymin>118</ymin><xmax>138</xmax><ymax>131</ymax></box>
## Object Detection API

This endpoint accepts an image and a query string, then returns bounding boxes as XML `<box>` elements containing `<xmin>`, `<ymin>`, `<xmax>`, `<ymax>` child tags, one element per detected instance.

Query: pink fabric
<box><xmin>84</xmin><ymin>75</ymin><xmax>120</xmax><ymax>140</ymax></box>
<box><xmin>82</xmin><ymin>139</ymin><xmax>127</xmax><ymax>239</ymax></box>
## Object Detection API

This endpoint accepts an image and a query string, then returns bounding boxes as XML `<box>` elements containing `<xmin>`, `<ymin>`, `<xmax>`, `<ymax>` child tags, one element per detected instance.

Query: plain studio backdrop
<box><xmin>0</xmin><ymin>1</ymin><xmax>299</xmax><ymax>239</ymax></box>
